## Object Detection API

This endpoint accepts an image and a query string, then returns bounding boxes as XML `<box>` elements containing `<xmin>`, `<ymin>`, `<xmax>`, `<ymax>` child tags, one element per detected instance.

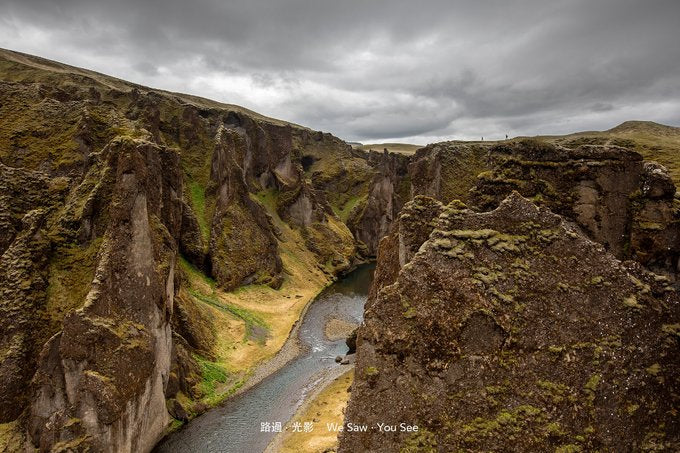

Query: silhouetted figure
<box><xmin>506</xmin><ymin>134</ymin><xmax>508</xmax><ymax>139</ymax></box>
<box><xmin>481</xmin><ymin>137</ymin><xmax>484</xmax><ymax>141</ymax></box>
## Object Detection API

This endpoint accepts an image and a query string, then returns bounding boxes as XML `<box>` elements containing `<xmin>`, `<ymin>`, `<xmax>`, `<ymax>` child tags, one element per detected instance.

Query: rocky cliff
<box><xmin>341</xmin><ymin>193</ymin><xmax>680</xmax><ymax>452</ymax></box>
<box><xmin>353</xmin><ymin>140</ymin><xmax>679</xmax><ymax>280</ymax></box>
<box><xmin>2</xmin><ymin>47</ymin><xmax>679</xmax><ymax>452</ymax></box>
<box><xmin>471</xmin><ymin>141</ymin><xmax>679</xmax><ymax>277</ymax></box>
<box><xmin>0</xmin><ymin>49</ymin><xmax>377</xmax><ymax>452</ymax></box>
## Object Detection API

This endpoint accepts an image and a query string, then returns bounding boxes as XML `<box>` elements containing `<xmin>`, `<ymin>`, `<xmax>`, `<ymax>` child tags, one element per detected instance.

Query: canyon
<box><xmin>1</xmin><ymin>48</ymin><xmax>679</xmax><ymax>452</ymax></box>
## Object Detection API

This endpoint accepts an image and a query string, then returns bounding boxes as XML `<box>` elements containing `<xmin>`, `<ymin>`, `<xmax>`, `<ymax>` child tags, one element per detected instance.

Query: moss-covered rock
<box><xmin>341</xmin><ymin>193</ymin><xmax>680</xmax><ymax>452</ymax></box>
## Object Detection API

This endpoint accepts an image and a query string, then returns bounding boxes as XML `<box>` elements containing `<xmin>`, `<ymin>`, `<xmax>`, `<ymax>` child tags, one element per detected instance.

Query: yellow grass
<box><xmin>182</xmin><ymin>193</ymin><xmax>334</xmax><ymax>405</ymax></box>
<box><xmin>279</xmin><ymin>369</ymin><xmax>354</xmax><ymax>453</ymax></box>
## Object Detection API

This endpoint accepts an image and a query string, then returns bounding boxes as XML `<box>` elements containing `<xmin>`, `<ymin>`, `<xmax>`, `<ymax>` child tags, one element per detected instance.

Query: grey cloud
<box><xmin>1</xmin><ymin>0</ymin><xmax>679</xmax><ymax>142</ymax></box>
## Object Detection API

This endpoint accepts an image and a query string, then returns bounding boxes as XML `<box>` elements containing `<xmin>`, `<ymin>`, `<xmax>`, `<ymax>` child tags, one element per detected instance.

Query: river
<box><xmin>153</xmin><ymin>263</ymin><xmax>375</xmax><ymax>453</ymax></box>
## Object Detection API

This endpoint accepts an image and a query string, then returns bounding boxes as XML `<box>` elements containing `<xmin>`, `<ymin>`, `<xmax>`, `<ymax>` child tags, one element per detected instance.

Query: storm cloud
<box><xmin>1</xmin><ymin>0</ymin><xmax>679</xmax><ymax>143</ymax></box>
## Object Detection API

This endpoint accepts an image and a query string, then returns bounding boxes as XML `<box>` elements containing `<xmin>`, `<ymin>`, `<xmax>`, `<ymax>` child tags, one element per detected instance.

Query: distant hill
<box><xmin>607</xmin><ymin>120</ymin><xmax>680</xmax><ymax>136</ymax></box>
<box><xmin>352</xmin><ymin>142</ymin><xmax>423</xmax><ymax>155</ymax></box>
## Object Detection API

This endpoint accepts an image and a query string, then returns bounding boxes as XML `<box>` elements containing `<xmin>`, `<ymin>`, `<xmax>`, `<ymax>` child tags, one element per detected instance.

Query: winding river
<box><xmin>154</xmin><ymin>263</ymin><xmax>375</xmax><ymax>453</ymax></box>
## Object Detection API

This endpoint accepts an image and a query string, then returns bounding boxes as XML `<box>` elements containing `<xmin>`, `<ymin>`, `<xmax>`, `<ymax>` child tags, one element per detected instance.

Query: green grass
<box><xmin>179</xmin><ymin>254</ymin><xmax>215</xmax><ymax>288</ymax></box>
<box><xmin>252</xmin><ymin>189</ymin><xmax>279</xmax><ymax>215</ymax></box>
<box><xmin>188</xmin><ymin>181</ymin><xmax>210</xmax><ymax>240</ymax></box>
<box><xmin>195</xmin><ymin>355</ymin><xmax>229</xmax><ymax>396</ymax></box>
<box><xmin>189</xmin><ymin>290</ymin><xmax>268</xmax><ymax>337</ymax></box>
<box><xmin>180</xmin><ymin>254</ymin><xmax>269</xmax><ymax>343</ymax></box>
<box><xmin>354</xmin><ymin>143</ymin><xmax>423</xmax><ymax>155</ymax></box>
<box><xmin>192</xmin><ymin>354</ymin><xmax>249</xmax><ymax>405</ymax></box>
<box><xmin>334</xmin><ymin>194</ymin><xmax>366</xmax><ymax>222</ymax></box>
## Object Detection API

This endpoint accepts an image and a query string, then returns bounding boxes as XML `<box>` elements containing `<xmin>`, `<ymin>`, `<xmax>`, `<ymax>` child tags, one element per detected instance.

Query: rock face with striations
<box><xmin>0</xmin><ymin>49</ymin><xmax>371</xmax><ymax>451</ymax></box>
<box><xmin>348</xmin><ymin>150</ymin><xmax>411</xmax><ymax>256</ymax></box>
<box><xmin>471</xmin><ymin>141</ymin><xmax>680</xmax><ymax>277</ymax></box>
<box><xmin>341</xmin><ymin>193</ymin><xmax>680</xmax><ymax>452</ymax></box>
<box><xmin>28</xmin><ymin>138</ymin><xmax>180</xmax><ymax>452</ymax></box>
<box><xmin>354</xmin><ymin>140</ymin><xmax>679</xmax><ymax>279</ymax></box>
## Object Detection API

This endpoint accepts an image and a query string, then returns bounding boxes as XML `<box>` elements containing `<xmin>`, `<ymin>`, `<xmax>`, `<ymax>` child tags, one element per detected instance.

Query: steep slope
<box><xmin>2</xmin><ymin>47</ymin><xmax>679</xmax><ymax>452</ymax></box>
<box><xmin>341</xmin><ymin>194</ymin><xmax>680</xmax><ymax>452</ymax></box>
<box><xmin>0</xmin><ymin>48</ymin><xmax>379</xmax><ymax>452</ymax></box>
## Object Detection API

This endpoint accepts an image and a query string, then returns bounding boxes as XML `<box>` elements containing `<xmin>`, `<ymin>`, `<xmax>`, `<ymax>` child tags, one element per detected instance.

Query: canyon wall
<box><xmin>0</xmin><ymin>49</ymin><xmax>375</xmax><ymax>451</ymax></box>
<box><xmin>2</xmin><ymin>47</ymin><xmax>679</xmax><ymax>452</ymax></box>
<box><xmin>341</xmin><ymin>193</ymin><xmax>680</xmax><ymax>452</ymax></box>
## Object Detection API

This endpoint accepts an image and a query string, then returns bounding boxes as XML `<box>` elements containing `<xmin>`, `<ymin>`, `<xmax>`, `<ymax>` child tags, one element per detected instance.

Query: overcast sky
<box><xmin>2</xmin><ymin>0</ymin><xmax>679</xmax><ymax>144</ymax></box>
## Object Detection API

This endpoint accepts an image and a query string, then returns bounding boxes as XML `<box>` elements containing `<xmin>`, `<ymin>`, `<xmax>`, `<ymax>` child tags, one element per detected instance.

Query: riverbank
<box><xmin>171</xmin><ymin>221</ymin><xmax>339</xmax><ymax>416</ymax></box>
<box><xmin>154</xmin><ymin>264</ymin><xmax>373</xmax><ymax>453</ymax></box>
<box><xmin>266</xmin><ymin>367</ymin><xmax>355</xmax><ymax>453</ymax></box>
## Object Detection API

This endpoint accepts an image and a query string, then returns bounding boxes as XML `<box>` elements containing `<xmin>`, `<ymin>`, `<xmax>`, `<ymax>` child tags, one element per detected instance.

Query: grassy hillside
<box><xmin>0</xmin><ymin>47</ymin><xmax>301</xmax><ymax>128</ymax></box>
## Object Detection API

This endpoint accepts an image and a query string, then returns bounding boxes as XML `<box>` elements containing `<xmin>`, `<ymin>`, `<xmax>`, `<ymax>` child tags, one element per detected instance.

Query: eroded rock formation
<box><xmin>341</xmin><ymin>193</ymin><xmax>680</xmax><ymax>452</ymax></box>
<box><xmin>0</xmin><ymin>49</ymin><xmax>369</xmax><ymax>451</ymax></box>
<box><xmin>348</xmin><ymin>150</ymin><xmax>410</xmax><ymax>255</ymax></box>
<box><xmin>28</xmin><ymin>138</ymin><xmax>179</xmax><ymax>452</ymax></box>
<box><xmin>471</xmin><ymin>141</ymin><xmax>680</xmax><ymax>276</ymax></box>
<box><xmin>352</xmin><ymin>140</ymin><xmax>680</xmax><ymax>281</ymax></box>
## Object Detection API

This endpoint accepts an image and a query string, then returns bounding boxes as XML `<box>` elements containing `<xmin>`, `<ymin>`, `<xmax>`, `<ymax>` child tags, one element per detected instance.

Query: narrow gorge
<box><xmin>1</xmin><ymin>48</ymin><xmax>679</xmax><ymax>452</ymax></box>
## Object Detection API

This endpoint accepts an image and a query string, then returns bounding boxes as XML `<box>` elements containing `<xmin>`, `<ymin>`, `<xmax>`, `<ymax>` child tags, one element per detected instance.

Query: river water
<box><xmin>154</xmin><ymin>263</ymin><xmax>374</xmax><ymax>453</ymax></box>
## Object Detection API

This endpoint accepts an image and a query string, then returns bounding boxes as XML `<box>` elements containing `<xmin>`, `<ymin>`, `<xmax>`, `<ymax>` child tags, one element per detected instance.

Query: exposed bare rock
<box><xmin>470</xmin><ymin>141</ymin><xmax>680</xmax><ymax>278</ymax></box>
<box><xmin>341</xmin><ymin>192</ymin><xmax>680</xmax><ymax>452</ymax></box>
<box><xmin>349</xmin><ymin>150</ymin><xmax>410</xmax><ymax>255</ymax></box>
<box><xmin>28</xmin><ymin>138</ymin><xmax>182</xmax><ymax>453</ymax></box>
<box><xmin>277</xmin><ymin>180</ymin><xmax>328</xmax><ymax>228</ymax></box>
<box><xmin>641</xmin><ymin>162</ymin><xmax>676</xmax><ymax>199</ymax></box>
<box><xmin>409</xmin><ymin>143</ymin><xmax>492</xmax><ymax>203</ymax></box>
<box><xmin>208</xmin><ymin>126</ymin><xmax>283</xmax><ymax>290</ymax></box>
<box><xmin>179</xmin><ymin>199</ymin><xmax>206</xmax><ymax>268</ymax></box>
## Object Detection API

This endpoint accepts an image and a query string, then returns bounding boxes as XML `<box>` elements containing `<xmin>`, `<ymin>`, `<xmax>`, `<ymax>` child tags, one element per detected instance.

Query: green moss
<box><xmin>461</xmin><ymin>405</ymin><xmax>544</xmax><ymax>441</ymax></box>
<box><xmin>400</xmin><ymin>428</ymin><xmax>438</xmax><ymax>453</ymax></box>
<box><xmin>168</xmin><ymin>419</ymin><xmax>184</xmax><ymax>432</ymax></box>
<box><xmin>589</xmin><ymin>276</ymin><xmax>604</xmax><ymax>285</ymax></box>
<box><xmin>195</xmin><ymin>355</ymin><xmax>229</xmax><ymax>397</ymax></box>
<box><xmin>555</xmin><ymin>444</ymin><xmax>582</xmax><ymax>453</ymax></box>
<box><xmin>335</xmin><ymin>194</ymin><xmax>366</xmax><ymax>223</ymax></box>
<box><xmin>623</xmin><ymin>294</ymin><xmax>643</xmax><ymax>309</ymax></box>
<box><xmin>661</xmin><ymin>323</ymin><xmax>680</xmax><ymax>338</ymax></box>
<box><xmin>545</xmin><ymin>422</ymin><xmax>565</xmax><ymax>437</ymax></box>
<box><xmin>537</xmin><ymin>380</ymin><xmax>569</xmax><ymax>404</ymax></box>
<box><xmin>440</xmin><ymin>229</ymin><xmax>527</xmax><ymax>254</ymax></box>
<box><xmin>364</xmin><ymin>366</ymin><xmax>379</xmax><ymax>377</ymax></box>
<box><xmin>45</xmin><ymin>237</ymin><xmax>103</xmax><ymax>333</ymax></box>
<box><xmin>584</xmin><ymin>374</ymin><xmax>601</xmax><ymax>391</ymax></box>
<box><xmin>403</xmin><ymin>306</ymin><xmax>417</xmax><ymax>319</ymax></box>
<box><xmin>646</xmin><ymin>363</ymin><xmax>661</xmax><ymax>376</ymax></box>
<box><xmin>188</xmin><ymin>180</ymin><xmax>210</xmax><ymax>240</ymax></box>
